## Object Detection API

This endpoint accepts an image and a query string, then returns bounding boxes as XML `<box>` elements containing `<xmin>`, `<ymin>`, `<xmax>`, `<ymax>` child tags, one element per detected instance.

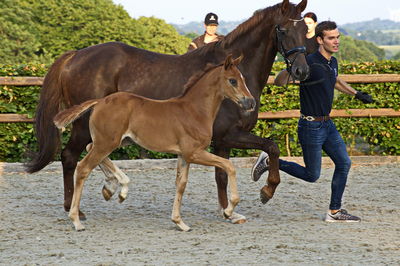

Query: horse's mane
<box><xmin>182</xmin><ymin>63</ymin><xmax>221</xmax><ymax>92</ymax></box>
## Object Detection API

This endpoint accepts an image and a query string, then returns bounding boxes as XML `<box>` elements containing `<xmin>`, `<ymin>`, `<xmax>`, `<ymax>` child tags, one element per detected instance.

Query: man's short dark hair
<box><xmin>315</xmin><ymin>21</ymin><xmax>337</xmax><ymax>39</ymax></box>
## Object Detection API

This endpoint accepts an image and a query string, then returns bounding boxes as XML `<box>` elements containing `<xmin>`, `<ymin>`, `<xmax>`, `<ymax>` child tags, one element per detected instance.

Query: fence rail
<box><xmin>1</xmin><ymin>74</ymin><xmax>400</xmax><ymax>123</ymax></box>
<box><xmin>1</xmin><ymin>74</ymin><xmax>400</xmax><ymax>86</ymax></box>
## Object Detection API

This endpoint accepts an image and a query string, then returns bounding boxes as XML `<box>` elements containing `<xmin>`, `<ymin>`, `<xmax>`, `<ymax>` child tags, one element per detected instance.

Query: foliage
<box><xmin>0</xmin><ymin>0</ymin><xmax>44</xmax><ymax>64</ymax></box>
<box><xmin>136</xmin><ymin>17</ymin><xmax>190</xmax><ymax>54</ymax></box>
<box><xmin>0</xmin><ymin>0</ymin><xmax>191</xmax><ymax>65</ymax></box>
<box><xmin>1</xmin><ymin>61</ymin><xmax>399</xmax><ymax>162</ymax></box>
<box><xmin>336</xmin><ymin>36</ymin><xmax>385</xmax><ymax>62</ymax></box>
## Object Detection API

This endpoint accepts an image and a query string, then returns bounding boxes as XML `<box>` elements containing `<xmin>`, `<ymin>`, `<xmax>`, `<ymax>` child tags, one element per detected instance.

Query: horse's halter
<box><xmin>275</xmin><ymin>18</ymin><xmax>306</xmax><ymax>75</ymax></box>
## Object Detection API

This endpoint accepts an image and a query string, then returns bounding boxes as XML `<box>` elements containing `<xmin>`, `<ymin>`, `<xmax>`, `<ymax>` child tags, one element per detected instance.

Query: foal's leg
<box><xmin>99</xmin><ymin>157</ymin><xmax>130</xmax><ymax>203</ymax></box>
<box><xmin>217</xmin><ymin>128</ymin><xmax>280</xmax><ymax>204</ymax></box>
<box><xmin>189</xmin><ymin>150</ymin><xmax>240</xmax><ymax>219</ymax></box>
<box><xmin>61</xmin><ymin>116</ymin><xmax>91</xmax><ymax>219</ymax></box>
<box><xmin>212</xmin><ymin>144</ymin><xmax>246</xmax><ymax>224</ymax></box>
<box><xmin>85</xmin><ymin>144</ymin><xmax>120</xmax><ymax>201</ymax></box>
<box><xmin>171</xmin><ymin>156</ymin><xmax>191</xmax><ymax>231</ymax></box>
<box><xmin>69</xmin><ymin>145</ymin><xmax>111</xmax><ymax>231</ymax></box>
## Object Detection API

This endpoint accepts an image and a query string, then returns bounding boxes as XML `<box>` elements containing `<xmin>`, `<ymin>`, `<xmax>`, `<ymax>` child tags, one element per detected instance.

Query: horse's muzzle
<box><xmin>239</xmin><ymin>97</ymin><xmax>256</xmax><ymax>112</ymax></box>
<box><xmin>291</xmin><ymin>65</ymin><xmax>310</xmax><ymax>81</ymax></box>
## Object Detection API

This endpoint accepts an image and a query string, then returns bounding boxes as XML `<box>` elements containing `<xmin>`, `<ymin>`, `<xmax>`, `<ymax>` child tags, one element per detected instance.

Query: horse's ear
<box><xmin>224</xmin><ymin>54</ymin><xmax>234</xmax><ymax>70</ymax></box>
<box><xmin>281</xmin><ymin>0</ymin><xmax>290</xmax><ymax>15</ymax></box>
<box><xmin>233</xmin><ymin>53</ymin><xmax>244</xmax><ymax>66</ymax></box>
<box><xmin>296</xmin><ymin>0</ymin><xmax>307</xmax><ymax>13</ymax></box>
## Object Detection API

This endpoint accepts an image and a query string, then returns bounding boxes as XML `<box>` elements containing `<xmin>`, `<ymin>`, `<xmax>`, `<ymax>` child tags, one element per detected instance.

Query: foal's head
<box><xmin>220</xmin><ymin>54</ymin><xmax>255</xmax><ymax>112</ymax></box>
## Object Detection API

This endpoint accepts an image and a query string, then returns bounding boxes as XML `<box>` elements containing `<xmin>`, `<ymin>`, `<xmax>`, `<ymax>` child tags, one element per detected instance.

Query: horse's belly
<box><xmin>122</xmin><ymin>131</ymin><xmax>180</xmax><ymax>155</ymax></box>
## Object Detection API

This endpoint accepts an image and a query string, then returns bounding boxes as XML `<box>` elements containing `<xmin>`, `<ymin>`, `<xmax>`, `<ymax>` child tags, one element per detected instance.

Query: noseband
<box><xmin>275</xmin><ymin>18</ymin><xmax>306</xmax><ymax>74</ymax></box>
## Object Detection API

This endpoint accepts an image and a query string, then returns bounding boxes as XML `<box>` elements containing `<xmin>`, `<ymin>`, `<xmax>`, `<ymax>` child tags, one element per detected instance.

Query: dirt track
<box><xmin>1</xmin><ymin>158</ymin><xmax>399</xmax><ymax>265</ymax></box>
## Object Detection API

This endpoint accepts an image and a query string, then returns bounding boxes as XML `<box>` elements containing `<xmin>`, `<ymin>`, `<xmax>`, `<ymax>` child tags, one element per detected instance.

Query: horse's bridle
<box><xmin>275</xmin><ymin>18</ymin><xmax>306</xmax><ymax>75</ymax></box>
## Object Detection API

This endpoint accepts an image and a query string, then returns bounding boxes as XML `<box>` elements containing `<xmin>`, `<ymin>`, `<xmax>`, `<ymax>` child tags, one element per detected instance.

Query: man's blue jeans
<box><xmin>279</xmin><ymin>119</ymin><xmax>351</xmax><ymax>210</ymax></box>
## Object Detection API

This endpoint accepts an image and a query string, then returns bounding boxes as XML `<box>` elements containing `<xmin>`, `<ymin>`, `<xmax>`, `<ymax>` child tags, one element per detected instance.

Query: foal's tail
<box><xmin>25</xmin><ymin>50</ymin><xmax>76</xmax><ymax>173</ymax></box>
<box><xmin>54</xmin><ymin>100</ymin><xmax>99</xmax><ymax>129</ymax></box>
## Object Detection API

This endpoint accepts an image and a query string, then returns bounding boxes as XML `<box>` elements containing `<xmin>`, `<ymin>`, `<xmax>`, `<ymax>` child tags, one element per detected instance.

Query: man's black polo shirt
<box><xmin>299</xmin><ymin>51</ymin><xmax>338</xmax><ymax>116</ymax></box>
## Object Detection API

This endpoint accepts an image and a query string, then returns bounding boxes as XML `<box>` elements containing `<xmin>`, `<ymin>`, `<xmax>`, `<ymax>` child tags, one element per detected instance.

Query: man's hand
<box><xmin>355</xmin><ymin>90</ymin><xmax>373</xmax><ymax>104</ymax></box>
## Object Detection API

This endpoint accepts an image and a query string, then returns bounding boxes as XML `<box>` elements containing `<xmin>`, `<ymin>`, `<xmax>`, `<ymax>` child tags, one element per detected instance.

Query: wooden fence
<box><xmin>1</xmin><ymin>74</ymin><xmax>400</xmax><ymax>123</ymax></box>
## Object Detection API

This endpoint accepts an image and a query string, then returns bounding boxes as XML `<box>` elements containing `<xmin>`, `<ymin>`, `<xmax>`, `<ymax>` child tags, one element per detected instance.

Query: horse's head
<box><xmin>276</xmin><ymin>0</ymin><xmax>309</xmax><ymax>81</ymax></box>
<box><xmin>221</xmin><ymin>54</ymin><xmax>255</xmax><ymax>112</ymax></box>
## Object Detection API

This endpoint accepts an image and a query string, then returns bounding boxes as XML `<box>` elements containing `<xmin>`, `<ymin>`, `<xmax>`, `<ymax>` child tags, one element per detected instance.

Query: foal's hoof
<box><xmin>260</xmin><ymin>186</ymin><xmax>272</xmax><ymax>204</ymax></box>
<box><xmin>221</xmin><ymin>210</ymin><xmax>247</xmax><ymax>224</ymax></box>
<box><xmin>118</xmin><ymin>194</ymin><xmax>126</xmax><ymax>203</ymax></box>
<box><xmin>102</xmin><ymin>185</ymin><xmax>113</xmax><ymax>201</ymax></box>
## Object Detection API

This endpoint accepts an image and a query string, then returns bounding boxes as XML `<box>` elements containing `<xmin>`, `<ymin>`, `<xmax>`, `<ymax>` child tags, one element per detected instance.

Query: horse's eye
<box><xmin>229</xmin><ymin>78</ymin><xmax>238</xmax><ymax>87</ymax></box>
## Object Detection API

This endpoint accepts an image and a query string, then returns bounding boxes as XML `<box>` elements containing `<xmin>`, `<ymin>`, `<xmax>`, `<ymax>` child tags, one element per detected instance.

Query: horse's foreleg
<box><xmin>212</xmin><ymin>145</ymin><xmax>247</xmax><ymax>224</ymax></box>
<box><xmin>61</xmin><ymin>117</ymin><xmax>91</xmax><ymax>219</ymax></box>
<box><xmin>219</xmin><ymin>129</ymin><xmax>280</xmax><ymax>204</ymax></box>
<box><xmin>171</xmin><ymin>156</ymin><xmax>191</xmax><ymax>231</ymax></box>
<box><xmin>188</xmin><ymin>150</ymin><xmax>240</xmax><ymax>220</ymax></box>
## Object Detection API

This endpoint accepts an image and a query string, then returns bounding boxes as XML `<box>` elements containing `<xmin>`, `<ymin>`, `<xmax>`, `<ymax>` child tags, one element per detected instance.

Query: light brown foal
<box><xmin>54</xmin><ymin>55</ymin><xmax>255</xmax><ymax>231</ymax></box>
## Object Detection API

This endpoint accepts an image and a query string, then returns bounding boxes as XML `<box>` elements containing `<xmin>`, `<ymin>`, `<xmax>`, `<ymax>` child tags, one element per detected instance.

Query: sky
<box><xmin>112</xmin><ymin>0</ymin><xmax>400</xmax><ymax>25</ymax></box>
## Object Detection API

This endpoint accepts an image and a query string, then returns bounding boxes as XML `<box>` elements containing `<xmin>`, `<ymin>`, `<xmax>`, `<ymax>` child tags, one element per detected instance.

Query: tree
<box><xmin>336</xmin><ymin>36</ymin><xmax>385</xmax><ymax>62</ymax></box>
<box><xmin>0</xmin><ymin>0</ymin><xmax>43</xmax><ymax>64</ymax></box>
<box><xmin>0</xmin><ymin>0</ymin><xmax>191</xmax><ymax>64</ymax></box>
<box><xmin>136</xmin><ymin>17</ymin><xmax>191</xmax><ymax>54</ymax></box>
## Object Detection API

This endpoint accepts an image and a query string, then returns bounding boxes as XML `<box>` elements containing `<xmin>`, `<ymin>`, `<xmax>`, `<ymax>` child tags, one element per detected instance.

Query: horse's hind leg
<box><xmin>61</xmin><ymin>116</ymin><xmax>91</xmax><ymax>219</ymax></box>
<box><xmin>69</xmin><ymin>145</ymin><xmax>111</xmax><ymax>231</ymax></box>
<box><xmin>171</xmin><ymin>156</ymin><xmax>191</xmax><ymax>231</ymax></box>
<box><xmin>100</xmin><ymin>157</ymin><xmax>130</xmax><ymax>203</ymax></box>
<box><xmin>85</xmin><ymin>144</ymin><xmax>120</xmax><ymax>201</ymax></box>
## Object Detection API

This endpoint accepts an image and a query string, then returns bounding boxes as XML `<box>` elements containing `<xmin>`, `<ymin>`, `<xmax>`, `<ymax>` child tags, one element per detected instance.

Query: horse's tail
<box><xmin>25</xmin><ymin>50</ymin><xmax>77</xmax><ymax>173</ymax></box>
<box><xmin>54</xmin><ymin>100</ymin><xmax>99</xmax><ymax>129</ymax></box>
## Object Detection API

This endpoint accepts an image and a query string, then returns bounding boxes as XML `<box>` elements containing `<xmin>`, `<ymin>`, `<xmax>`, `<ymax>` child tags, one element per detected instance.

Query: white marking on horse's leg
<box><xmin>223</xmin><ymin>161</ymin><xmax>240</xmax><ymax>218</ymax></box>
<box><xmin>98</xmin><ymin>158</ymin><xmax>120</xmax><ymax>200</ymax></box>
<box><xmin>219</xmin><ymin>209</ymin><xmax>247</xmax><ymax>224</ymax></box>
<box><xmin>101</xmin><ymin>159</ymin><xmax>130</xmax><ymax>203</ymax></box>
<box><xmin>69</xmin><ymin>165</ymin><xmax>88</xmax><ymax>231</ymax></box>
<box><xmin>86</xmin><ymin>143</ymin><xmax>119</xmax><ymax>200</ymax></box>
<box><xmin>171</xmin><ymin>156</ymin><xmax>191</xmax><ymax>231</ymax></box>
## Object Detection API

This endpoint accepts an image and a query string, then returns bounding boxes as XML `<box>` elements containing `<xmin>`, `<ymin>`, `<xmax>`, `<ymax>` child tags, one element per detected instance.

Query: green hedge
<box><xmin>1</xmin><ymin>61</ymin><xmax>399</xmax><ymax>162</ymax></box>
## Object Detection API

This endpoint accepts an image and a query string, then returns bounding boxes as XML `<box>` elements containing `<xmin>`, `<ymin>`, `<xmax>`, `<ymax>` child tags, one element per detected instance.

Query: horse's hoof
<box><xmin>102</xmin><ymin>185</ymin><xmax>113</xmax><ymax>201</ymax></box>
<box><xmin>175</xmin><ymin>222</ymin><xmax>191</xmax><ymax>232</ymax></box>
<box><xmin>79</xmin><ymin>210</ymin><xmax>87</xmax><ymax>221</ymax></box>
<box><xmin>74</xmin><ymin>224</ymin><xmax>86</xmax><ymax>232</ymax></box>
<box><xmin>118</xmin><ymin>194</ymin><xmax>126</xmax><ymax>203</ymax></box>
<box><xmin>221</xmin><ymin>210</ymin><xmax>247</xmax><ymax>224</ymax></box>
<box><xmin>260</xmin><ymin>187</ymin><xmax>272</xmax><ymax>204</ymax></box>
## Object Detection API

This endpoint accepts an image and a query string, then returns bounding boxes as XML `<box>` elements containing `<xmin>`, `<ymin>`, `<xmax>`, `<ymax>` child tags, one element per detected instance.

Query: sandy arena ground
<box><xmin>0</xmin><ymin>158</ymin><xmax>399</xmax><ymax>265</ymax></box>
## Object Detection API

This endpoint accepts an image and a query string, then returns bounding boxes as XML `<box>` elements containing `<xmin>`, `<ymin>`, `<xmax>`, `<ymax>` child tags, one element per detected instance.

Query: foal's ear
<box><xmin>224</xmin><ymin>54</ymin><xmax>234</xmax><ymax>70</ymax></box>
<box><xmin>233</xmin><ymin>53</ymin><xmax>244</xmax><ymax>66</ymax></box>
<box><xmin>296</xmin><ymin>0</ymin><xmax>307</xmax><ymax>13</ymax></box>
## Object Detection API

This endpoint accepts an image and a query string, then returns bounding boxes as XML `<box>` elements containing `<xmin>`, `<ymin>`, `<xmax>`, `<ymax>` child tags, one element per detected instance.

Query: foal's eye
<box><xmin>229</xmin><ymin>78</ymin><xmax>238</xmax><ymax>87</ymax></box>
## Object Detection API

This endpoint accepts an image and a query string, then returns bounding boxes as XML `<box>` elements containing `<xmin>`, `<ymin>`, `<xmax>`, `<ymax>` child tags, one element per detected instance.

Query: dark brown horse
<box><xmin>54</xmin><ymin>55</ymin><xmax>255</xmax><ymax>231</ymax></box>
<box><xmin>26</xmin><ymin>0</ymin><xmax>309</xmax><ymax>222</ymax></box>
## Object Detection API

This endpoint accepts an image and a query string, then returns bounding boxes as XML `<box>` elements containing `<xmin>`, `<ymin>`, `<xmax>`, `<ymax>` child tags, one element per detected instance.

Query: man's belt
<box><xmin>300</xmin><ymin>113</ymin><xmax>331</xmax><ymax>121</ymax></box>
